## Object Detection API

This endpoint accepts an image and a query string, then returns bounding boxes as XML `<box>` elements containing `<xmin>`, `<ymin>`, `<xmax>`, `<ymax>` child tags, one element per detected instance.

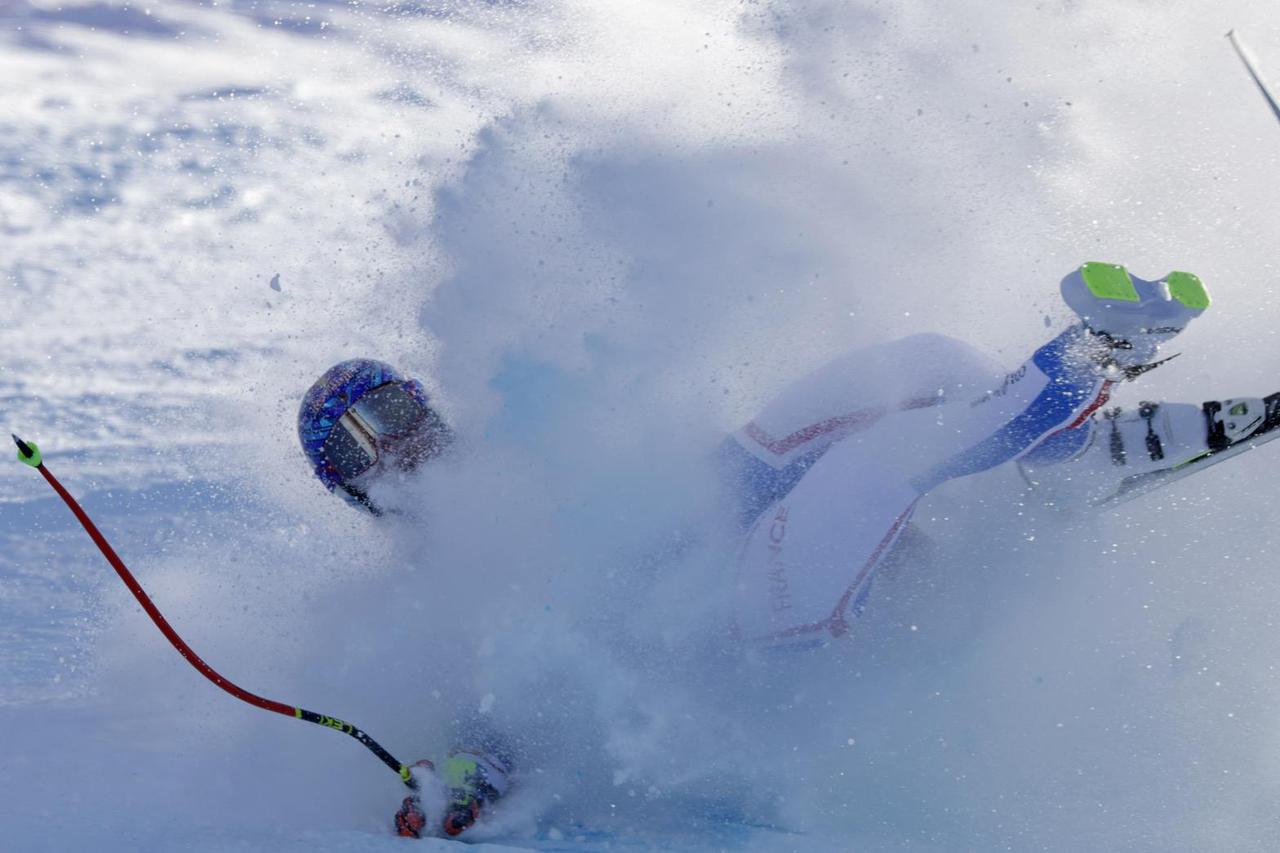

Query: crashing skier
<box><xmin>297</xmin><ymin>261</ymin><xmax>1277</xmax><ymax>836</ymax></box>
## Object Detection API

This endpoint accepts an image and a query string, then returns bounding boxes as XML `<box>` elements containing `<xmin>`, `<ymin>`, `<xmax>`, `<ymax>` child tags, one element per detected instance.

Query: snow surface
<box><xmin>6</xmin><ymin>1</ymin><xmax>1280</xmax><ymax>850</ymax></box>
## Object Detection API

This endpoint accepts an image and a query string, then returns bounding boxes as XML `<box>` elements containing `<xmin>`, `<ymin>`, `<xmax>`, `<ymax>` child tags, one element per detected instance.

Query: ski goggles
<box><xmin>322</xmin><ymin>382</ymin><xmax>437</xmax><ymax>482</ymax></box>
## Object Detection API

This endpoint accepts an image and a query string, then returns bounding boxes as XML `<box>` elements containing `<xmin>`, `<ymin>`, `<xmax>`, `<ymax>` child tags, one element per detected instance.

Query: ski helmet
<box><xmin>298</xmin><ymin>359</ymin><xmax>451</xmax><ymax>513</ymax></box>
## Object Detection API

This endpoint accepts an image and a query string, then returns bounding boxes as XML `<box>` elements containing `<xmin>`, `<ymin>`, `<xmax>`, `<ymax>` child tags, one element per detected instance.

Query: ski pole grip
<box><xmin>12</xmin><ymin>434</ymin><xmax>41</xmax><ymax>468</ymax></box>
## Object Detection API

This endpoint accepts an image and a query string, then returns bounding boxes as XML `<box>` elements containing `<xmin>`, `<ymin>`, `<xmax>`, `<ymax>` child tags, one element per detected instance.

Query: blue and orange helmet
<box><xmin>298</xmin><ymin>359</ymin><xmax>451</xmax><ymax>513</ymax></box>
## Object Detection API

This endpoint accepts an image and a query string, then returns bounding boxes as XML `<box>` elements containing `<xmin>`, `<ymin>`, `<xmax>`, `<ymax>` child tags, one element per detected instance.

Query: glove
<box><xmin>395</xmin><ymin>796</ymin><xmax>428</xmax><ymax>838</ymax></box>
<box><xmin>393</xmin><ymin>759</ymin><xmax>436</xmax><ymax>839</ymax></box>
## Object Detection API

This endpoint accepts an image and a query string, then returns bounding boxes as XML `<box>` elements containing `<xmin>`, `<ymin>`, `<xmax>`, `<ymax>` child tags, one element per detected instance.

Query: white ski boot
<box><xmin>1020</xmin><ymin>394</ymin><xmax>1280</xmax><ymax>508</ymax></box>
<box><xmin>1060</xmin><ymin>262</ymin><xmax>1210</xmax><ymax>378</ymax></box>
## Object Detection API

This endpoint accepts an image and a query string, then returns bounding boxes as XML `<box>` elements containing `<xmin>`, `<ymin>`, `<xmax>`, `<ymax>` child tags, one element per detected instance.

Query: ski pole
<box><xmin>1227</xmin><ymin>30</ymin><xmax>1280</xmax><ymax>125</ymax></box>
<box><xmin>12</xmin><ymin>434</ymin><xmax>417</xmax><ymax>791</ymax></box>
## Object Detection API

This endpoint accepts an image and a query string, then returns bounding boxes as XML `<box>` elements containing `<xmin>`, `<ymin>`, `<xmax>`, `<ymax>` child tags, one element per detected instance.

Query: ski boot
<box><xmin>1020</xmin><ymin>393</ymin><xmax>1280</xmax><ymax>508</ymax></box>
<box><xmin>1060</xmin><ymin>262</ymin><xmax>1210</xmax><ymax>379</ymax></box>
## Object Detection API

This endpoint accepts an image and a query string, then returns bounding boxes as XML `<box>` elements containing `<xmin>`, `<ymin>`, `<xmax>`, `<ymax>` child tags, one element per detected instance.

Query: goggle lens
<box><xmin>322</xmin><ymin>413</ymin><xmax>378</xmax><ymax>481</ymax></box>
<box><xmin>350</xmin><ymin>383</ymin><xmax>429</xmax><ymax>438</ymax></box>
<box><xmin>321</xmin><ymin>383</ymin><xmax>431</xmax><ymax>482</ymax></box>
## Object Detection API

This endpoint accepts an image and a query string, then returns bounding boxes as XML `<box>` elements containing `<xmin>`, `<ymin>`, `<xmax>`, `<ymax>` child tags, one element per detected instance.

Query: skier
<box><xmin>297</xmin><ymin>261</ymin><xmax>1272</xmax><ymax>834</ymax></box>
<box><xmin>297</xmin><ymin>361</ymin><xmax>515</xmax><ymax>837</ymax></box>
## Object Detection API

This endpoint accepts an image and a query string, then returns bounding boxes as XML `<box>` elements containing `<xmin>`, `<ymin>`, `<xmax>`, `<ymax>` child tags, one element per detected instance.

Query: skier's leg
<box><xmin>731</xmin><ymin>332</ymin><xmax>1002</xmax><ymax>468</ymax></box>
<box><xmin>729</xmin><ymin>357</ymin><xmax>1114</xmax><ymax>648</ymax></box>
<box><xmin>732</xmin><ymin>263</ymin><xmax>1213</xmax><ymax>646</ymax></box>
<box><xmin>726</xmin><ymin>259</ymin><xmax>1210</xmax><ymax>504</ymax></box>
<box><xmin>731</xmin><ymin>430</ymin><xmax>922</xmax><ymax>647</ymax></box>
<box><xmin>729</xmin><ymin>325</ymin><xmax>1110</xmax><ymax>646</ymax></box>
<box><xmin>907</xmin><ymin>263</ymin><xmax>1214</xmax><ymax>492</ymax></box>
<box><xmin>720</xmin><ymin>333</ymin><xmax>1002</xmax><ymax>526</ymax></box>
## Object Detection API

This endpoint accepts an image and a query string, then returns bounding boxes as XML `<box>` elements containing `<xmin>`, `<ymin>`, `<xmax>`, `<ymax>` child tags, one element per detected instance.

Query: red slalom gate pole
<box><xmin>12</xmin><ymin>434</ymin><xmax>416</xmax><ymax>790</ymax></box>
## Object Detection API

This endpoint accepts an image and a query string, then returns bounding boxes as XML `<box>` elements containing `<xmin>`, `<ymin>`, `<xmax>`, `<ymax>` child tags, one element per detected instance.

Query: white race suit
<box><xmin>720</xmin><ymin>327</ymin><xmax>1121</xmax><ymax>648</ymax></box>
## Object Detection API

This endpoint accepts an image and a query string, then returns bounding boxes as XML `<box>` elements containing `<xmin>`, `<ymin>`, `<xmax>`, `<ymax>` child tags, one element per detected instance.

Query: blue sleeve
<box><xmin>910</xmin><ymin>326</ymin><xmax>1107</xmax><ymax>493</ymax></box>
<box><xmin>1019</xmin><ymin>421</ymin><xmax>1094</xmax><ymax>466</ymax></box>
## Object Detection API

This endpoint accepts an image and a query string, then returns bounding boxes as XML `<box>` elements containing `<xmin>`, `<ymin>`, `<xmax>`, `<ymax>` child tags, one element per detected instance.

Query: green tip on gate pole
<box><xmin>12</xmin><ymin>434</ymin><xmax>41</xmax><ymax>468</ymax></box>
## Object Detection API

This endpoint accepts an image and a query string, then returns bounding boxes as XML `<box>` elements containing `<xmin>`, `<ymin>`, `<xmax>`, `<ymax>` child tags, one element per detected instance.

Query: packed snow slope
<box><xmin>5</xmin><ymin>1</ymin><xmax>1280</xmax><ymax>850</ymax></box>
